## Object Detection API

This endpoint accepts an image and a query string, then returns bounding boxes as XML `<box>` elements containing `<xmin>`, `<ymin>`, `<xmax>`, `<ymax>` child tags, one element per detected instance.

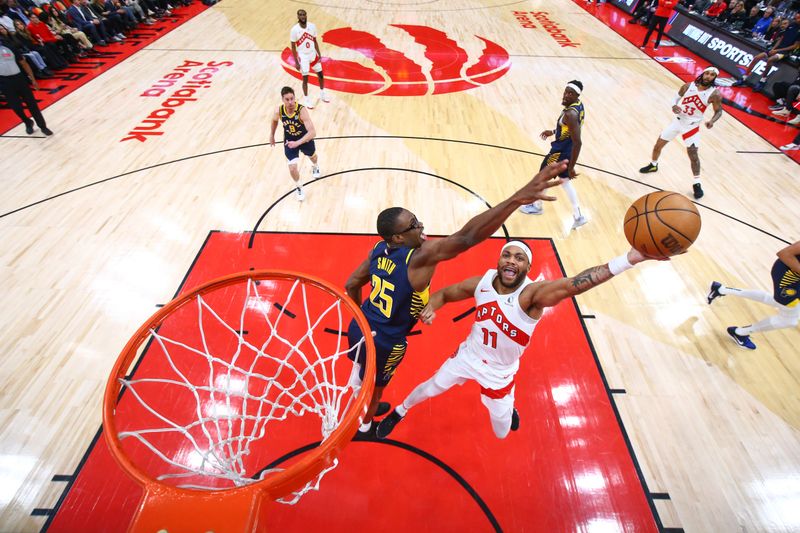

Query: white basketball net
<box><xmin>115</xmin><ymin>277</ymin><xmax>366</xmax><ymax>504</ymax></box>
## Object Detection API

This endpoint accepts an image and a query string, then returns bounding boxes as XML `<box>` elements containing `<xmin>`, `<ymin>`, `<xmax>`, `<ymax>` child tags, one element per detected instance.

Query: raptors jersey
<box><xmin>290</xmin><ymin>22</ymin><xmax>318</xmax><ymax>57</ymax></box>
<box><xmin>457</xmin><ymin>269</ymin><xmax>539</xmax><ymax>384</ymax></box>
<box><xmin>677</xmin><ymin>83</ymin><xmax>714</xmax><ymax>124</ymax></box>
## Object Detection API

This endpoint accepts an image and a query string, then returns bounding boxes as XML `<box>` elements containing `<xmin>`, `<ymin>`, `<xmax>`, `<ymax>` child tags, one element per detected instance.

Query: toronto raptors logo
<box><xmin>281</xmin><ymin>25</ymin><xmax>511</xmax><ymax>96</ymax></box>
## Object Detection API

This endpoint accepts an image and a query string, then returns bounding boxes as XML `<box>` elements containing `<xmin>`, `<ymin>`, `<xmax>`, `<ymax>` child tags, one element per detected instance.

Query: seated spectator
<box><xmin>66</xmin><ymin>0</ymin><xmax>114</xmax><ymax>46</ymax></box>
<box><xmin>742</xmin><ymin>5</ymin><xmax>763</xmax><ymax>32</ymax></box>
<box><xmin>751</xmin><ymin>6</ymin><xmax>775</xmax><ymax>38</ymax></box>
<box><xmin>43</xmin><ymin>9</ymin><xmax>94</xmax><ymax>53</ymax></box>
<box><xmin>1</xmin><ymin>7</ymin><xmax>16</xmax><ymax>32</ymax></box>
<box><xmin>764</xmin><ymin>16</ymin><xmax>786</xmax><ymax>41</ymax></box>
<box><xmin>89</xmin><ymin>0</ymin><xmax>130</xmax><ymax>37</ymax></box>
<box><xmin>721</xmin><ymin>0</ymin><xmax>748</xmax><ymax>27</ymax></box>
<box><xmin>13</xmin><ymin>17</ymin><xmax>68</xmax><ymax>69</ymax></box>
<box><xmin>6</xmin><ymin>0</ymin><xmax>31</xmax><ymax>26</ymax></box>
<box><xmin>27</xmin><ymin>13</ymin><xmax>79</xmax><ymax>63</ymax></box>
<box><xmin>736</xmin><ymin>13</ymin><xmax>800</xmax><ymax>89</ymax></box>
<box><xmin>705</xmin><ymin>0</ymin><xmax>729</xmax><ymax>19</ymax></box>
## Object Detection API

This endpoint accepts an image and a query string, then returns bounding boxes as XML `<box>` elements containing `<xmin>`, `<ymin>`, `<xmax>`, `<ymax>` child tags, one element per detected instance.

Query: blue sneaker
<box><xmin>511</xmin><ymin>408</ymin><xmax>520</xmax><ymax>431</ymax></box>
<box><xmin>707</xmin><ymin>281</ymin><xmax>723</xmax><ymax>304</ymax></box>
<box><xmin>727</xmin><ymin>326</ymin><xmax>756</xmax><ymax>350</ymax></box>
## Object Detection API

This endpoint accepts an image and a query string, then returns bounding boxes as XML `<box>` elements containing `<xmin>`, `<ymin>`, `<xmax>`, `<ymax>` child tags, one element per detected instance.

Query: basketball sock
<box><xmin>396</xmin><ymin>403</ymin><xmax>408</xmax><ymax>417</ymax></box>
<box><xmin>651</xmin><ymin>160</ymin><xmax>658</xmax><ymax>166</ymax></box>
<box><xmin>489</xmin><ymin>410</ymin><xmax>514</xmax><ymax>439</ymax></box>
<box><xmin>348</xmin><ymin>361</ymin><xmax>362</xmax><ymax>390</ymax></box>
<box><xmin>359</xmin><ymin>421</ymin><xmax>372</xmax><ymax>432</ymax></box>
<box><xmin>562</xmin><ymin>180</ymin><xmax>582</xmax><ymax>218</ymax></box>
<box><xmin>693</xmin><ymin>176</ymin><xmax>701</xmax><ymax>185</ymax></box>
<box><xmin>736</xmin><ymin>312</ymin><xmax>799</xmax><ymax>336</ymax></box>
<box><xmin>721</xmin><ymin>287</ymin><xmax>781</xmax><ymax>308</ymax></box>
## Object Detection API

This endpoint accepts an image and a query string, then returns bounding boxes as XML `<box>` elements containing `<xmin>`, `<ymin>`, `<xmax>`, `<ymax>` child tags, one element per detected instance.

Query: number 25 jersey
<box><xmin>361</xmin><ymin>241</ymin><xmax>429</xmax><ymax>342</ymax></box>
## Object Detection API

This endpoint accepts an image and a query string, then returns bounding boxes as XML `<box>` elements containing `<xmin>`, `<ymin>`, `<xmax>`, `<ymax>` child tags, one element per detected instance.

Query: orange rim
<box><xmin>102</xmin><ymin>270</ymin><xmax>376</xmax><ymax>502</ymax></box>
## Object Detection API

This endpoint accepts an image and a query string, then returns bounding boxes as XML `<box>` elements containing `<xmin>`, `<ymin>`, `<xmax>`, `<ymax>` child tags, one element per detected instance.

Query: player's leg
<box><xmin>376</xmin><ymin>354</ymin><xmax>470</xmax><ymax>439</ymax></box>
<box><xmin>313</xmin><ymin>59</ymin><xmax>330</xmax><ymax>103</ymax></box>
<box><xmin>284</xmin><ymin>144</ymin><xmax>305</xmax><ymax>201</ymax></box>
<box><xmin>687</xmin><ymin>144</ymin><xmax>703</xmax><ymax>199</ymax></box>
<box><xmin>300</xmin><ymin>140</ymin><xmax>320</xmax><ymax>179</ymax></box>
<box><xmin>481</xmin><ymin>384</ymin><xmax>517</xmax><ymax>439</ymax></box>
<box><xmin>640</xmin><ymin>126</ymin><xmax>674</xmax><ymax>173</ymax></box>
<box><xmin>520</xmin><ymin>153</ymin><xmax>561</xmax><ymax>214</ymax></box>
<box><xmin>728</xmin><ymin>305</ymin><xmax>799</xmax><ymax>350</ymax></box>
<box><xmin>708</xmin><ymin>283</ymin><xmax>781</xmax><ymax>308</ymax></box>
<box><xmin>358</xmin><ymin>339</ymin><xmax>408</xmax><ymax>434</ymax></box>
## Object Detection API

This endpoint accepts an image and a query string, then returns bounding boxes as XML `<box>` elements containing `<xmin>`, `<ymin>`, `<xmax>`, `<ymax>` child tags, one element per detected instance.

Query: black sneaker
<box><xmin>25</xmin><ymin>121</ymin><xmax>34</xmax><ymax>135</ymax></box>
<box><xmin>376</xmin><ymin>409</ymin><xmax>404</xmax><ymax>439</ymax></box>
<box><xmin>41</xmin><ymin>127</ymin><xmax>53</xmax><ymax>136</ymax></box>
<box><xmin>353</xmin><ymin>423</ymin><xmax>377</xmax><ymax>441</ymax></box>
<box><xmin>639</xmin><ymin>162</ymin><xmax>658</xmax><ymax>173</ymax></box>
<box><xmin>727</xmin><ymin>326</ymin><xmax>756</xmax><ymax>350</ymax></box>
<box><xmin>510</xmin><ymin>408</ymin><xmax>520</xmax><ymax>431</ymax></box>
<box><xmin>707</xmin><ymin>281</ymin><xmax>723</xmax><ymax>304</ymax></box>
<box><xmin>374</xmin><ymin>401</ymin><xmax>391</xmax><ymax>418</ymax></box>
<box><xmin>693</xmin><ymin>183</ymin><xmax>704</xmax><ymax>199</ymax></box>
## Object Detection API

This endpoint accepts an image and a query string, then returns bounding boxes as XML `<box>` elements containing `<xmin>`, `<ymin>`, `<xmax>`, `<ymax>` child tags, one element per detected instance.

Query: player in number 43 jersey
<box><xmin>639</xmin><ymin>66</ymin><xmax>723</xmax><ymax>200</ymax></box>
<box><xmin>376</xmin><ymin>241</ymin><xmax>658</xmax><ymax>440</ymax></box>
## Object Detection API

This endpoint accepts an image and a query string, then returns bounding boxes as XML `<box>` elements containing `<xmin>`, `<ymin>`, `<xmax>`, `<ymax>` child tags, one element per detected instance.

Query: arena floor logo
<box><xmin>280</xmin><ymin>25</ymin><xmax>511</xmax><ymax>96</ymax></box>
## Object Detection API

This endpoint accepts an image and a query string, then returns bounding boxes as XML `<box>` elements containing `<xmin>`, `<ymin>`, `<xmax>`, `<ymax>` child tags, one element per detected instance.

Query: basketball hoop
<box><xmin>103</xmin><ymin>270</ymin><xmax>375</xmax><ymax>532</ymax></box>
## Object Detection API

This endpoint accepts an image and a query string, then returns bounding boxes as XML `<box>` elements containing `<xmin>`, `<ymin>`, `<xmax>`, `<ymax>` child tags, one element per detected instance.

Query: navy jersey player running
<box><xmin>345</xmin><ymin>161</ymin><xmax>568</xmax><ymax>436</ymax></box>
<box><xmin>520</xmin><ymin>80</ymin><xmax>587</xmax><ymax>230</ymax></box>
<box><xmin>708</xmin><ymin>240</ymin><xmax>800</xmax><ymax>350</ymax></box>
<box><xmin>269</xmin><ymin>86</ymin><xmax>320</xmax><ymax>201</ymax></box>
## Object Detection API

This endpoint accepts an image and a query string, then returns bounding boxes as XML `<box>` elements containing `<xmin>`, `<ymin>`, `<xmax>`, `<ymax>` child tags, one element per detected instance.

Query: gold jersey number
<box><xmin>369</xmin><ymin>275</ymin><xmax>395</xmax><ymax>318</ymax></box>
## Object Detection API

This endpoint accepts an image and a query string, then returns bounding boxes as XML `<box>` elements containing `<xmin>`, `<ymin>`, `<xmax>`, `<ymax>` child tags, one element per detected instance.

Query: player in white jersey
<box><xmin>376</xmin><ymin>240</ymin><xmax>656</xmax><ymax>440</ymax></box>
<box><xmin>639</xmin><ymin>66</ymin><xmax>723</xmax><ymax>200</ymax></box>
<box><xmin>290</xmin><ymin>9</ymin><xmax>329</xmax><ymax>108</ymax></box>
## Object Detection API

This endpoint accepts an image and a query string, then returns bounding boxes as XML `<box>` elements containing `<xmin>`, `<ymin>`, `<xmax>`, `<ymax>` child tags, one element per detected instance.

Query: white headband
<box><xmin>703</xmin><ymin>66</ymin><xmax>719</xmax><ymax>75</ymax></box>
<box><xmin>501</xmin><ymin>241</ymin><xmax>532</xmax><ymax>264</ymax></box>
<box><xmin>566</xmin><ymin>82</ymin><xmax>582</xmax><ymax>95</ymax></box>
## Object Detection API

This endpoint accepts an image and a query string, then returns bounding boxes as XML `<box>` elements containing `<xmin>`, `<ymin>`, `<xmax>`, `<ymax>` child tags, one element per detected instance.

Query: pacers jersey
<box><xmin>677</xmin><ymin>83</ymin><xmax>715</xmax><ymax>124</ymax></box>
<box><xmin>550</xmin><ymin>100</ymin><xmax>585</xmax><ymax>153</ymax></box>
<box><xmin>280</xmin><ymin>104</ymin><xmax>308</xmax><ymax>142</ymax></box>
<box><xmin>459</xmin><ymin>270</ymin><xmax>539</xmax><ymax>374</ymax></box>
<box><xmin>361</xmin><ymin>241</ymin><xmax>430</xmax><ymax>341</ymax></box>
<box><xmin>773</xmin><ymin>256</ymin><xmax>800</xmax><ymax>307</ymax></box>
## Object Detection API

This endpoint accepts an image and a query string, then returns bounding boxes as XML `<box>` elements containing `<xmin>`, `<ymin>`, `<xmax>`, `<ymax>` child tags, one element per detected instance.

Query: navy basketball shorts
<box><xmin>284</xmin><ymin>139</ymin><xmax>316</xmax><ymax>163</ymax></box>
<box><xmin>347</xmin><ymin>319</ymin><xmax>408</xmax><ymax>387</ymax></box>
<box><xmin>540</xmin><ymin>151</ymin><xmax>570</xmax><ymax>179</ymax></box>
<box><xmin>771</xmin><ymin>259</ymin><xmax>800</xmax><ymax>307</ymax></box>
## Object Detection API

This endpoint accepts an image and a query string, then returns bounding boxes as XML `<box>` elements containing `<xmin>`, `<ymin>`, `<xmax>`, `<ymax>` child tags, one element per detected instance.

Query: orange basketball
<box><xmin>623</xmin><ymin>191</ymin><xmax>701</xmax><ymax>258</ymax></box>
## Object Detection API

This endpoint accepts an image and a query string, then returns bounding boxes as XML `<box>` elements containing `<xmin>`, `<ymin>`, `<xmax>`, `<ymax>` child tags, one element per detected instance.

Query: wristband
<box><xmin>608</xmin><ymin>254</ymin><xmax>634</xmax><ymax>276</ymax></box>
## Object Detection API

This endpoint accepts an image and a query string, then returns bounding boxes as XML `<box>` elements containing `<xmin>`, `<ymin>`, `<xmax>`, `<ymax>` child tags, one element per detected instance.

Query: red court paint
<box><xmin>46</xmin><ymin>232</ymin><xmax>657</xmax><ymax>532</ymax></box>
<box><xmin>281</xmin><ymin>26</ymin><xmax>511</xmax><ymax>96</ymax></box>
<box><xmin>0</xmin><ymin>3</ymin><xmax>208</xmax><ymax>136</ymax></box>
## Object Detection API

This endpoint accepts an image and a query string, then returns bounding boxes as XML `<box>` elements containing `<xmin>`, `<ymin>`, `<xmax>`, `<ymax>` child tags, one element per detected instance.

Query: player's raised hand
<box><xmin>513</xmin><ymin>160</ymin><xmax>567</xmax><ymax>204</ymax></box>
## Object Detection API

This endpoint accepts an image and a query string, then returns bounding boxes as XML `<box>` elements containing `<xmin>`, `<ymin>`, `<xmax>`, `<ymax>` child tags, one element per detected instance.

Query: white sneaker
<box><xmin>519</xmin><ymin>202</ymin><xmax>544</xmax><ymax>215</ymax></box>
<box><xmin>320</xmin><ymin>89</ymin><xmax>331</xmax><ymax>103</ymax></box>
<box><xmin>295</xmin><ymin>186</ymin><xmax>305</xmax><ymax>201</ymax></box>
<box><xmin>572</xmin><ymin>215</ymin><xmax>589</xmax><ymax>229</ymax></box>
<box><xmin>772</xmin><ymin>108</ymin><xmax>790</xmax><ymax>116</ymax></box>
<box><xmin>311</xmin><ymin>166</ymin><xmax>320</xmax><ymax>179</ymax></box>
<box><xmin>780</xmin><ymin>143</ymin><xmax>800</xmax><ymax>151</ymax></box>
<box><xmin>787</xmin><ymin>115</ymin><xmax>800</xmax><ymax>125</ymax></box>
<box><xmin>301</xmin><ymin>96</ymin><xmax>314</xmax><ymax>108</ymax></box>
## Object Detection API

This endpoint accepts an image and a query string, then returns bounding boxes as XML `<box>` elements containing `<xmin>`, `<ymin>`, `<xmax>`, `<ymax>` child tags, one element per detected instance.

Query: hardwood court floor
<box><xmin>0</xmin><ymin>0</ymin><xmax>798</xmax><ymax>531</ymax></box>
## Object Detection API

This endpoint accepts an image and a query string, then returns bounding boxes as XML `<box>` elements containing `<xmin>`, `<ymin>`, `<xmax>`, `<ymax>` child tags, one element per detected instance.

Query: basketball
<box><xmin>623</xmin><ymin>191</ymin><xmax>701</xmax><ymax>258</ymax></box>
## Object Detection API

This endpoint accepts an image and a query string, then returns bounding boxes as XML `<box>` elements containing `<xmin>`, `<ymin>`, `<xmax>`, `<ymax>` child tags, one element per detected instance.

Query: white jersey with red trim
<box><xmin>290</xmin><ymin>22</ymin><xmax>318</xmax><ymax>57</ymax></box>
<box><xmin>677</xmin><ymin>82</ymin><xmax>715</xmax><ymax>125</ymax></box>
<box><xmin>456</xmin><ymin>270</ymin><xmax>539</xmax><ymax>384</ymax></box>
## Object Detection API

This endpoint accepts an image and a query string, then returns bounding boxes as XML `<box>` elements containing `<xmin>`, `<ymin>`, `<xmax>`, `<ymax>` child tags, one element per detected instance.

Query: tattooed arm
<box><xmin>520</xmin><ymin>248</ymin><xmax>650</xmax><ymax>319</ymax></box>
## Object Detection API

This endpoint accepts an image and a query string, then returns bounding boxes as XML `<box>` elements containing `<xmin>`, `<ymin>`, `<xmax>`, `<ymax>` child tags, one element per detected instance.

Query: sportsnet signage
<box><xmin>607</xmin><ymin>0</ymin><xmax>641</xmax><ymax>15</ymax></box>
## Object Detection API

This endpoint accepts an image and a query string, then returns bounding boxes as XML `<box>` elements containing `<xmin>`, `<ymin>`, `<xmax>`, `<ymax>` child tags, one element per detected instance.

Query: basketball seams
<box><xmin>643</xmin><ymin>193</ymin><xmax>668</xmax><ymax>257</ymax></box>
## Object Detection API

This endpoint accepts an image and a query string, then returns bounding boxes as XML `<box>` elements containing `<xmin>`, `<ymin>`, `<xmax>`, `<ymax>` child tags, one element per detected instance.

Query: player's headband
<box><xmin>703</xmin><ymin>67</ymin><xmax>719</xmax><ymax>76</ymax></box>
<box><xmin>566</xmin><ymin>82</ymin><xmax>582</xmax><ymax>95</ymax></box>
<box><xmin>501</xmin><ymin>241</ymin><xmax>532</xmax><ymax>264</ymax></box>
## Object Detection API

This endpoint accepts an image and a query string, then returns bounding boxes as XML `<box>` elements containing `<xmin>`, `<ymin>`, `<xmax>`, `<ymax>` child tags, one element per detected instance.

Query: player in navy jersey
<box><xmin>520</xmin><ymin>80</ymin><xmax>588</xmax><ymax>230</ymax></box>
<box><xmin>269</xmin><ymin>86</ymin><xmax>320</xmax><ymax>201</ymax></box>
<box><xmin>708</xmin><ymin>240</ymin><xmax>800</xmax><ymax>350</ymax></box>
<box><xmin>345</xmin><ymin>160</ymin><xmax>568</xmax><ymax>437</ymax></box>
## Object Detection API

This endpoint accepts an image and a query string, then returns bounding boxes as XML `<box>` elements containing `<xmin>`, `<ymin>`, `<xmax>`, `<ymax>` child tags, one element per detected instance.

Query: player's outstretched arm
<box><xmin>706</xmin><ymin>91</ymin><xmax>723</xmax><ymax>128</ymax></box>
<box><xmin>345</xmin><ymin>257</ymin><xmax>371</xmax><ymax>305</ymax></box>
<box><xmin>777</xmin><ymin>240</ymin><xmax>800</xmax><ymax>275</ymax></box>
<box><xmin>419</xmin><ymin>276</ymin><xmax>481</xmax><ymax>325</ymax></box>
<box><xmin>523</xmin><ymin>248</ymin><xmax>652</xmax><ymax>315</ymax></box>
<box><xmin>411</xmin><ymin>161</ymin><xmax>565</xmax><ymax>273</ymax></box>
<box><xmin>269</xmin><ymin>109</ymin><xmax>280</xmax><ymax>145</ymax></box>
